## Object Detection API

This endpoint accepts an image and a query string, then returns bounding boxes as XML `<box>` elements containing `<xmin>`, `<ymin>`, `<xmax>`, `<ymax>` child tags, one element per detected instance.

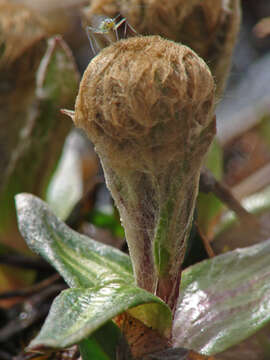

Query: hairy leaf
<box><xmin>16</xmin><ymin>193</ymin><xmax>133</xmax><ymax>288</ymax></box>
<box><xmin>28</xmin><ymin>283</ymin><xmax>171</xmax><ymax>350</ymax></box>
<box><xmin>173</xmin><ymin>238</ymin><xmax>270</xmax><ymax>355</ymax></box>
<box><xmin>16</xmin><ymin>193</ymin><xmax>172</xmax><ymax>346</ymax></box>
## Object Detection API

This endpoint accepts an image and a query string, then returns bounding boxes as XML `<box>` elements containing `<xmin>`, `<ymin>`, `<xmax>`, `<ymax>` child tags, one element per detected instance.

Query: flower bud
<box><xmin>74</xmin><ymin>36</ymin><xmax>216</xmax><ymax>309</ymax></box>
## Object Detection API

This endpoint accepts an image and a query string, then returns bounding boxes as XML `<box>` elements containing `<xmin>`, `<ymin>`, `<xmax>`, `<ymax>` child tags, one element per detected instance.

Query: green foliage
<box><xmin>197</xmin><ymin>139</ymin><xmax>224</xmax><ymax>233</ymax></box>
<box><xmin>15</xmin><ymin>193</ymin><xmax>270</xmax><ymax>358</ymax></box>
<box><xmin>258</xmin><ymin>114</ymin><xmax>270</xmax><ymax>148</ymax></box>
<box><xmin>174</xmin><ymin>237</ymin><xmax>270</xmax><ymax>355</ymax></box>
<box><xmin>28</xmin><ymin>284</ymin><xmax>169</xmax><ymax>350</ymax></box>
<box><xmin>0</xmin><ymin>36</ymin><xmax>78</xmax><ymax>246</ymax></box>
<box><xmin>16</xmin><ymin>193</ymin><xmax>172</xmax><ymax>355</ymax></box>
<box><xmin>88</xmin><ymin>209</ymin><xmax>125</xmax><ymax>238</ymax></box>
<box><xmin>79</xmin><ymin>322</ymin><xmax>122</xmax><ymax>360</ymax></box>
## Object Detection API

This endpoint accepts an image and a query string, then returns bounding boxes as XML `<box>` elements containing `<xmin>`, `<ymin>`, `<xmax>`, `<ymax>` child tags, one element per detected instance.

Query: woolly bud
<box><xmin>86</xmin><ymin>0</ymin><xmax>241</xmax><ymax>96</ymax></box>
<box><xmin>0</xmin><ymin>2</ymin><xmax>46</xmax><ymax>67</ymax></box>
<box><xmin>74</xmin><ymin>36</ymin><xmax>216</xmax><ymax>310</ymax></box>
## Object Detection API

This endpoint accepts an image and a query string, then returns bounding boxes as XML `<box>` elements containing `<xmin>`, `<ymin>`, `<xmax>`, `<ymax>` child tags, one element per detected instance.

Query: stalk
<box><xmin>72</xmin><ymin>36</ymin><xmax>216</xmax><ymax>311</ymax></box>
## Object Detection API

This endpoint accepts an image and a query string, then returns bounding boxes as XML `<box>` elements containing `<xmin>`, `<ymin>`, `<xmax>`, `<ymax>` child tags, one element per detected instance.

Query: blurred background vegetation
<box><xmin>0</xmin><ymin>0</ymin><xmax>270</xmax><ymax>359</ymax></box>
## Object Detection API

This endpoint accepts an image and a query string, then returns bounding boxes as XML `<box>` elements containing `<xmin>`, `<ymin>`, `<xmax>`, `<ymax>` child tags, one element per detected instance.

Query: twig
<box><xmin>0</xmin><ymin>284</ymin><xmax>66</xmax><ymax>342</ymax></box>
<box><xmin>13</xmin><ymin>352</ymin><xmax>38</xmax><ymax>360</ymax></box>
<box><xmin>36</xmin><ymin>35</ymin><xmax>79</xmax><ymax>95</ymax></box>
<box><xmin>0</xmin><ymin>254</ymin><xmax>53</xmax><ymax>271</ymax></box>
<box><xmin>0</xmin><ymin>350</ymin><xmax>11</xmax><ymax>360</ymax></box>
<box><xmin>200</xmin><ymin>167</ymin><xmax>258</xmax><ymax>225</ymax></box>
<box><xmin>29</xmin><ymin>283</ymin><xmax>67</xmax><ymax>307</ymax></box>
<box><xmin>0</xmin><ymin>274</ymin><xmax>60</xmax><ymax>300</ymax></box>
<box><xmin>196</xmin><ymin>225</ymin><xmax>215</xmax><ymax>258</ymax></box>
<box><xmin>65</xmin><ymin>176</ymin><xmax>103</xmax><ymax>229</ymax></box>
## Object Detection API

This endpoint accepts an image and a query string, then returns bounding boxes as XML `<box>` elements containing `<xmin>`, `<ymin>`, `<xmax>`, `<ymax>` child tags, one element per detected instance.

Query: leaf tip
<box><xmin>15</xmin><ymin>192</ymin><xmax>34</xmax><ymax>215</ymax></box>
<box><xmin>61</xmin><ymin>108</ymin><xmax>75</xmax><ymax>121</ymax></box>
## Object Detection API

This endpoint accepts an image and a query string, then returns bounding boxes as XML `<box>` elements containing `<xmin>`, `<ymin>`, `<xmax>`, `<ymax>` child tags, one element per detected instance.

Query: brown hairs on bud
<box><xmin>74</xmin><ymin>36</ymin><xmax>215</xmax><ymax>310</ymax></box>
<box><xmin>75</xmin><ymin>36</ymin><xmax>214</xmax><ymax>170</ymax></box>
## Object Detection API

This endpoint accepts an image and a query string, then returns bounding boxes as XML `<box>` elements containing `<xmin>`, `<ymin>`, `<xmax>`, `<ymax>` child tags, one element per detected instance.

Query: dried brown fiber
<box><xmin>85</xmin><ymin>0</ymin><xmax>241</xmax><ymax>97</ymax></box>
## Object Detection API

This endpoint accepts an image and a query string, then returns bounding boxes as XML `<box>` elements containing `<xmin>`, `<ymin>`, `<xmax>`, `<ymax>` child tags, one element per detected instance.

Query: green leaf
<box><xmin>173</xmin><ymin>238</ymin><xmax>270</xmax><ymax>355</ymax></box>
<box><xmin>79</xmin><ymin>338</ymin><xmax>110</xmax><ymax>360</ymax></box>
<box><xmin>197</xmin><ymin>139</ymin><xmax>224</xmax><ymax>233</ymax></box>
<box><xmin>87</xmin><ymin>209</ymin><xmax>125</xmax><ymax>238</ymax></box>
<box><xmin>16</xmin><ymin>193</ymin><xmax>172</xmax><ymax>345</ymax></box>
<box><xmin>80</xmin><ymin>321</ymin><xmax>122</xmax><ymax>360</ymax></box>
<box><xmin>28</xmin><ymin>283</ymin><xmax>171</xmax><ymax>350</ymax></box>
<box><xmin>258</xmin><ymin>114</ymin><xmax>270</xmax><ymax>148</ymax></box>
<box><xmin>0</xmin><ymin>36</ymin><xmax>78</xmax><ymax>250</ymax></box>
<box><xmin>46</xmin><ymin>131</ymin><xmax>84</xmax><ymax>220</ymax></box>
<box><xmin>15</xmin><ymin>193</ymin><xmax>133</xmax><ymax>288</ymax></box>
<box><xmin>205</xmin><ymin>138</ymin><xmax>223</xmax><ymax>180</ymax></box>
